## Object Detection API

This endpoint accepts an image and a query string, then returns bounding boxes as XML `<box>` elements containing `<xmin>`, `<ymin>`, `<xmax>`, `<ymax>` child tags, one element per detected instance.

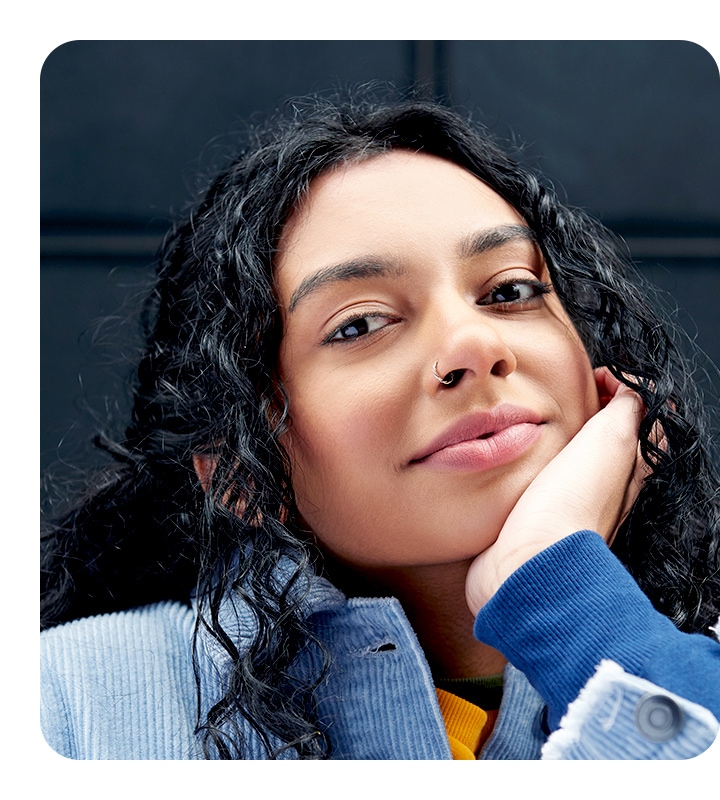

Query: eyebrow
<box><xmin>287</xmin><ymin>258</ymin><xmax>405</xmax><ymax>313</ymax></box>
<box><xmin>286</xmin><ymin>223</ymin><xmax>538</xmax><ymax>313</ymax></box>
<box><xmin>457</xmin><ymin>224</ymin><xmax>537</xmax><ymax>260</ymax></box>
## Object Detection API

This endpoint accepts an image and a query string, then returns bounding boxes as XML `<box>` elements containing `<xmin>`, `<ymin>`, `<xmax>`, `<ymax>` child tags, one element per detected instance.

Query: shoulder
<box><xmin>41</xmin><ymin>599</ymin><xmax>195</xmax><ymax>654</ymax></box>
<box><xmin>41</xmin><ymin>600</ymin><xmax>197</xmax><ymax>687</ymax></box>
<box><xmin>41</xmin><ymin>601</ymin><xmax>202</xmax><ymax>759</ymax></box>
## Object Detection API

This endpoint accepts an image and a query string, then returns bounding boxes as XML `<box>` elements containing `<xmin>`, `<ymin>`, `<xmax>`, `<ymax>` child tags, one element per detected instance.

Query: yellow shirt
<box><xmin>435</xmin><ymin>687</ymin><xmax>500</xmax><ymax>760</ymax></box>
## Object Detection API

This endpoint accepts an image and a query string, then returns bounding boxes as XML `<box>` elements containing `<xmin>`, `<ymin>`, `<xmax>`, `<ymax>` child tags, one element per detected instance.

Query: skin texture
<box><xmin>276</xmin><ymin>151</ymin><xmax>604</xmax><ymax>574</ymax></box>
<box><xmin>465</xmin><ymin>368</ymin><xmax>646</xmax><ymax>614</ymax></box>
<box><xmin>212</xmin><ymin>148</ymin><xmax>648</xmax><ymax>679</ymax></box>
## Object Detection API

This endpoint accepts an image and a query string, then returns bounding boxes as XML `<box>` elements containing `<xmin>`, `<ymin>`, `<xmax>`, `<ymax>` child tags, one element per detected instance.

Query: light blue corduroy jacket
<box><xmin>41</xmin><ymin>532</ymin><xmax>720</xmax><ymax>760</ymax></box>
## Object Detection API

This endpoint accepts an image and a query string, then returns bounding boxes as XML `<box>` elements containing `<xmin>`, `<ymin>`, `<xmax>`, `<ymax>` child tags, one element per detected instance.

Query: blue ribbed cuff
<box><xmin>473</xmin><ymin>531</ymin><xmax>679</xmax><ymax>729</ymax></box>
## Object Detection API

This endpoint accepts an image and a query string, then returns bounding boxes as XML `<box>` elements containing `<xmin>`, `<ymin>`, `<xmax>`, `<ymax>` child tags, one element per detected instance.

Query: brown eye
<box><xmin>326</xmin><ymin>313</ymin><xmax>398</xmax><ymax>344</ymax></box>
<box><xmin>491</xmin><ymin>282</ymin><xmax>526</xmax><ymax>303</ymax></box>
<box><xmin>338</xmin><ymin>318</ymin><xmax>369</xmax><ymax>339</ymax></box>
<box><xmin>478</xmin><ymin>279</ymin><xmax>552</xmax><ymax>307</ymax></box>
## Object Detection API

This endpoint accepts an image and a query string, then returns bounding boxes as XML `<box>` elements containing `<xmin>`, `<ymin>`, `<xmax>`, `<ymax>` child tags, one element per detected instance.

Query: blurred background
<box><xmin>41</xmin><ymin>40</ymin><xmax>720</xmax><ymax>475</ymax></box>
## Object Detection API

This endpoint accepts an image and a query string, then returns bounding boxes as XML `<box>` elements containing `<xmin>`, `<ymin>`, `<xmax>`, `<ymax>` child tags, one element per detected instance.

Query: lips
<box><xmin>409</xmin><ymin>404</ymin><xmax>544</xmax><ymax>471</ymax></box>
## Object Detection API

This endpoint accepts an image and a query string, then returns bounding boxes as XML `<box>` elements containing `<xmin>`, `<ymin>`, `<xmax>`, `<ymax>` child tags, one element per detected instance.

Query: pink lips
<box><xmin>409</xmin><ymin>405</ymin><xmax>544</xmax><ymax>472</ymax></box>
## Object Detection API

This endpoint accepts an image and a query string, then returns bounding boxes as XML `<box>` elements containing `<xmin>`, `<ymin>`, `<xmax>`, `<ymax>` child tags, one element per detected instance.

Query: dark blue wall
<box><xmin>41</xmin><ymin>41</ymin><xmax>720</xmax><ymax>471</ymax></box>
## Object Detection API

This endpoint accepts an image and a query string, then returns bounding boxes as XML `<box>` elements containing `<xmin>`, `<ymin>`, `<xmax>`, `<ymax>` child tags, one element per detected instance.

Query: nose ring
<box><xmin>432</xmin><ymin>361</ymin><xmax>454</xmax><ymax>385</ymax></box>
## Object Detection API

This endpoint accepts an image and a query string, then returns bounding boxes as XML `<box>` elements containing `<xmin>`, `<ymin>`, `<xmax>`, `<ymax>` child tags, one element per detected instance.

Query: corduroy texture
<box><xmin>541</xmin><ymin>660</ymin><xmax>720</xmax><ymax>759</ymax></box>
<box><xmin>40</xmin><ymin>601</ymin><xmax>201</xmax><ymax>759</ymax></box>
<box><xmin>40</xmin><ymin>534</ymin><xmax>720</xmax><ymax>759</ymax></box>
<box><xmin>474</xmin><ymin>530</ymin><xmax>720</xmax><ymax>730</ymax></box>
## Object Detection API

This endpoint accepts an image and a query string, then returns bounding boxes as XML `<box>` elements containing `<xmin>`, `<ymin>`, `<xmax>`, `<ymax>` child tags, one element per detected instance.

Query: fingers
<box><xmin>594</xmin><ymin>365</ymin><xmax>668</xmax><ymax>464</ymax></box>
<box><xmin>469</xmin><ymin>390</ymin><xmax>643</xmax><ymax>602</ymax></box>
<box><xmin>608</xmin><ymin>441</ymin><xmax>650</xmax><ymax>546</ymax></box>
<box><xmin>466</xmin><ymin>365</ymin><xmax>655</xmax><ymax>614</ymax></box>
<box><xmin>594</xmin><ymin>366</ymin><xmax>645</xmax><ymax>412</ymax></box>
<box><xmin>591</xmin><ymin>369</ymin><xmax>647</xmax><ymax>459</ymax></box>
<box><xmin>594</xmin><ymin>366</ymin><xmax>621</xmax><ymax>409</ymax></box>
<box><xmin>593</xmin><ymin>367</ymin><xmax>661</xmax><ymax>545</ymax></box>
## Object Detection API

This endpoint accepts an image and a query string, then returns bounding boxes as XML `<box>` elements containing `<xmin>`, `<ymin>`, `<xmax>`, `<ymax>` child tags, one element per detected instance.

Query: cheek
<box><xmin>282</xmin><ymin>375</ymin><xmax>400</xmax><ymax>495</ymax></box>
<box><xmin>521</xmin><ymin>301</ymin><xmax>598</xmax><ymax>428</ymax></box>
<box><xmin>546</xmin><ymin>334</ymin><xmax>600</xmax><ymax>425</ymax></box>
<box><xmin>288</xmin><ymin>387</ymin><xmax>365</xmax><ymax>460</ymax></box>
<box><xmin>287</xmin><ymin>360</ymin><xmax>411</xmax><ymax>449</ymax></box>
<box><xmin>281</xmin><ymin>369</ymin><xmax>417</xmax><ymax>559</ymax></box>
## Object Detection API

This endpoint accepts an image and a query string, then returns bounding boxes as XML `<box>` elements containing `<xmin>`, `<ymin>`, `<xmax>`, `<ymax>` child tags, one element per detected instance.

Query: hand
<box><xmin>465</xmin><ymin>367</ymin><xmax>650</xmax><ymax>616</ymax></box>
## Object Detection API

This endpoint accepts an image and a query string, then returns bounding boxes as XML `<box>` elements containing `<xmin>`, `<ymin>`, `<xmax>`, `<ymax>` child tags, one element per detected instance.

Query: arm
<box><xmin>466</xmin><ymin>369</ymin><xmax>719</xmax><ymax>758</ymax></box>
<box><xmin>474</xmin><ymin>530</ymin><xmax>720</xmax><ymax>758</ymax></box>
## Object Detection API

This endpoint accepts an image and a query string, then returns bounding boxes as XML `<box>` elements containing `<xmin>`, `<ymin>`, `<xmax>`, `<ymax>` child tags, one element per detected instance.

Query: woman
<box><xmin>41</xmin><ymin>94</ymin><xmax>720</xmax><ymax>760</ymax></box>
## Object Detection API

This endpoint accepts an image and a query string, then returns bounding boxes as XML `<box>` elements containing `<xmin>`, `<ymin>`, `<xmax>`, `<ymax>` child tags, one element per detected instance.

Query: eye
<box><xmin>478</xmin><ymin>278</ymin><xmax>552</xmax><ymax>308</ymax></box>
<box><xmin>325</xmin><ymin>313</ymin><xmax>397</xmax><ymax>344</ymax></box>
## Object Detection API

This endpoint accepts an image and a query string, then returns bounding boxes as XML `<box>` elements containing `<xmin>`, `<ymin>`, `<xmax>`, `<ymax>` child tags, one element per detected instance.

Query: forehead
<box><xmin>275</xmin><ymin>151</ymin><xmax>526</xmax><ymax>295</ymax></box>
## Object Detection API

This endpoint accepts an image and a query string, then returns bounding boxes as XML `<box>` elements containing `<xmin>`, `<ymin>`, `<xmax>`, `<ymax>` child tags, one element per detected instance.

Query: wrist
<box><xmin>466</xmin><ymin>530</ymin><xmax>572</xmax><ymax>615</ymax></box>
<box><xmin>472</xmin><ymin>530</ymin><xmax>676</xmax><ymax>729</ymax></box>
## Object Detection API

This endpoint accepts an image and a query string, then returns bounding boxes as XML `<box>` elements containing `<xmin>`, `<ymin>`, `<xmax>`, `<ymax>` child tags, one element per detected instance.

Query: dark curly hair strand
<box><xmin>41</xmin><ymin>92</ymin><xmax>720</xmax><ymax>759</ymax></box>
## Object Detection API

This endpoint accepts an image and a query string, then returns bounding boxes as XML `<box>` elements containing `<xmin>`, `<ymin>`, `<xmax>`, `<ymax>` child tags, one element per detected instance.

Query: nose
<box><xmin>424</xmin><ymin>299</ymin><xmax>518</xmax><ymax>393</ymax></box>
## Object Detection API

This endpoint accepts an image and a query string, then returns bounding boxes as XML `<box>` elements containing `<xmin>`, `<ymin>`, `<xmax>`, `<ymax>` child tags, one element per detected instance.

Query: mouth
<box><xmin>409</xmin><ymin>405</ymin><xmax>544</xmax><ymax>472</ymax></box>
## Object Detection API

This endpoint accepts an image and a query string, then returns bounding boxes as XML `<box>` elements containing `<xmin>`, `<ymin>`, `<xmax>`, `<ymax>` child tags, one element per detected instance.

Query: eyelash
<box><xmin>324</xmin><ymin>278</ymin><xmax>553</xmax><ymax>345</ymax></box>
<box><xmin>324</xmin><ymin>312</ymin><xmax>399</xmax><ymax>345</ymax></box>
<box><xmin>477</xmin><ymin>278</ymin><xmax>553</xmax><ymax>309</ymax></box>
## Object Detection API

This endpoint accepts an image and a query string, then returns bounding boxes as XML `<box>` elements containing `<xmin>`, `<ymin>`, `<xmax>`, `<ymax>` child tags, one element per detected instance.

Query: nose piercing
<box><xmin>432</xmin><ymin>361</ymin><xmax>454</xmax><ymax>385</ymax></box>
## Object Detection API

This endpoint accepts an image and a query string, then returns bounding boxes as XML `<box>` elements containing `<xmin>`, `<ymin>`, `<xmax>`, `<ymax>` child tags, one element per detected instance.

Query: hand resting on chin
<box><xmin>465</xmin><ymin>367</ymin><xmax>649</xmax><ymax>615</ymax></box>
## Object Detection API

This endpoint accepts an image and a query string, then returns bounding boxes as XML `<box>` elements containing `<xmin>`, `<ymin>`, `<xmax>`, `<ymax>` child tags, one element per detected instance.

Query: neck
<box><xmin>324</xmin><ymin>556</ymin><xmax>507</xmax><ymax>680</ymax></box>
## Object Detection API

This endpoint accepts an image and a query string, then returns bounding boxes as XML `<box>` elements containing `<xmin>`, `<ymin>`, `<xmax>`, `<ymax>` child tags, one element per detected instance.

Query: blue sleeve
<box><xmin>473</xmin><ymin>530</ymin><xmax>720</xmax><ymax>732</ymax></box>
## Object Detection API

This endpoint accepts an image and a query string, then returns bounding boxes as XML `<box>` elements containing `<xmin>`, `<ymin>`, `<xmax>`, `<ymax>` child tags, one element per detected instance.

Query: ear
<box><xmin>192</xmin><ymin>453</ymin><xmax>217</xmax><ymax>493</ymax></box>
<box><xmin>193</xmin><ymin>452</ymin><xmax>259</xmax><ymax>523</ymax></box>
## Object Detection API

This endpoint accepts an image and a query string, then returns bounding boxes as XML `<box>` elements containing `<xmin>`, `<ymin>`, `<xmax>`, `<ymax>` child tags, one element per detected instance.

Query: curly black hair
<box><xmin>41</xmin><ymin>90</ymin><xmax>720</xmax><ymax>759</ymax></box>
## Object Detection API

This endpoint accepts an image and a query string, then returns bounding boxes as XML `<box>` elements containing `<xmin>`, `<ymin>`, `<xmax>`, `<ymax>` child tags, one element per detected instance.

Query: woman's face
<box><xmin>275</xmin><ymin>151</ymin><xmax>600</xmax><ymax>569</ymax></box>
